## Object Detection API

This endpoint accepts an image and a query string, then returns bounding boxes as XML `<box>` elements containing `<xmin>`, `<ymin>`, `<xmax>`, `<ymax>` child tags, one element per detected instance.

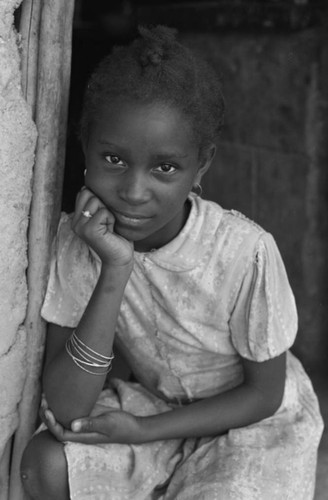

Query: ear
<box><xmin>195</xmin><ymin>143</ymin><xmax>217</xmax><ymax>185</ymax></box>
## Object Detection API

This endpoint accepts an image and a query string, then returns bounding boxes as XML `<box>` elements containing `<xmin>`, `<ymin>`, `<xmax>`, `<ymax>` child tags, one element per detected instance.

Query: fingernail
<box><xmin>72</xmin><ymin>421</ymin><xmax>82</xmax><ymax>432</ymax></box>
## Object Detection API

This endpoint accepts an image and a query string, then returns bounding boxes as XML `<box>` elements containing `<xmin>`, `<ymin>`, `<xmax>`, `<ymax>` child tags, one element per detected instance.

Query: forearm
<box><xmin>138</xmin><ymin>382</ymin><xmax>283</xmax><ymax>443</ymax></box>
<box><xmin>43</xmin><ymin>264</ymin><xmax>131</xmax><ymax>427</ymax></box>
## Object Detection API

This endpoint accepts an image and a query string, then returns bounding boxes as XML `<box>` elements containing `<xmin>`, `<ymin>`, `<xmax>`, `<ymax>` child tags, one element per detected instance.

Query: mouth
<box><xmin>113</xmin><ymin>210</ymin><xmax>153</xmax><ymax>227</ymax></box>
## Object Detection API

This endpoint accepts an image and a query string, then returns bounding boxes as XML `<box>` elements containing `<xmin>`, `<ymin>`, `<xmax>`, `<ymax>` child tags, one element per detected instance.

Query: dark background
<box><xmin>63</xmin><ymin>0</ymin><xmax>328</xmax><ymax>376</ymax></box>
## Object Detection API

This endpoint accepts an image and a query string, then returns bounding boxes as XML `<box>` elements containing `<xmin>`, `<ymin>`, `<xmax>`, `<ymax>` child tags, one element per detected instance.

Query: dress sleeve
<box><xmin>41</xmin><ymin>213</ymin><xmax>101</xmax><ymax>328</ymax></box>
<box><xmin>229</xmin><ymin>232</ymin><xmax>298</xmax><ymax>361</ymax></box>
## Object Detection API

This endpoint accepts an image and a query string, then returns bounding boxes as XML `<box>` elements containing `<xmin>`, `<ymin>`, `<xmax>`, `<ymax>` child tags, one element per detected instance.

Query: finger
<box><xmin>43</xmin><ymin>410</ymin><xmax>66</xmax><ymax>442</ymax></box>
<box><xmin>73</xmin><ymin>187</ymin><xmax>94</xmax><ymax>222</ymax></box>
<box><xmin>71</xmin><ymin>413</ymin><xmax>110</xmax><ymax>435</ymax></box>
<box><xmin>44</xmin><ymin>409</ymin><xmax>57</xmax><ymax>428</ymax></box>
<box><xmin>91</xmin><ymin>404</ymin><xmax>119</xmax><ymax>417</ymax></box>
<box><xmin>39</xmin><ymin>396</ymin><xmax>47</xmax><ymax>423</ymax></box>
<box><xmin>73</xmin><ymin>209</ymin><xmax>117</xmax><ymax>252</ymax></box>
<box><xmin>71</xmin><ymin>418</ymin><xmax>93</xmax><ymax>433</ymax></box>
<box><xmin>73</xmin><ymin>196</ymin><xmax>107</xmax><ymax>230</ymax></box>
<box><xmin>87</xmin><ymin>207</ymin><xmax>116</xmax><ymax>235</ymax></box>
<box><xmin>39</xmin><ymin>406</ymin><xmax>46</xmax><ymax>425</ymax></box>
<box><xmin>39</xmin><ymin>406</ymin><xmax>50</xmax><ymax>426</ymax></box>
<box><xmin>58</xmin><ymin>430</ymin><xmax>109</xmax><ymax>444</ymax></box>
<box><xmin>73</xmin><ymin>188</ymin><xmax>105</xmax><ymax>226</ymax></box>
<box><xmin>40</xmin><ymin>394</ymin><xmax>48</xmax><ymax>410</ymax></box>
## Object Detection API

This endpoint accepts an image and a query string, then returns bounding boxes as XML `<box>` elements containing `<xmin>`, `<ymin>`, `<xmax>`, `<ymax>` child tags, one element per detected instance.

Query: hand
<box><xmin>72</xmin><ymin>187</ymin><xmax>134</xmax><ymax>268</ymax></box>
<box><xmin>40</xmin><ymin>397</ymin><xmax>144</xmax><ymax>445</ymax></box>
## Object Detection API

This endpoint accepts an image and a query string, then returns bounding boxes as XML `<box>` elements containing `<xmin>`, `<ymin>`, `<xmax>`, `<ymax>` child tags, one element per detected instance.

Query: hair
<box><xmin>80</xmin><ymin>25</ymin><xmax>225</xmax><ymax>151</ymax></box>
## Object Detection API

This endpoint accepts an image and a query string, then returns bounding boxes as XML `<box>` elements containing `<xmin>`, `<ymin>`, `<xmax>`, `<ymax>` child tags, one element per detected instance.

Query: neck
<box><xmin>134</xmin><ymin>199</ymin><xmax>191</xmax><ymax>253</ymax></box>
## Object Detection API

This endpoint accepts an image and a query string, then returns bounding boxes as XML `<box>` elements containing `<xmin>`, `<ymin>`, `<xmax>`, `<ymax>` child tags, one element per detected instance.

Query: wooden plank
<box><xmin>9</xmin><ymin>1</ymin><xmax>75</xmax><ymax>498</ymax></box>
<box><xmin>0</xmin><ymin>440</ymin><xmax>12</xmax><ymax>500</ymax></box>
<box><xmin>19</xmin><ymin>0</ymin><xmax>42</xmax><ymax>115</ymax></box>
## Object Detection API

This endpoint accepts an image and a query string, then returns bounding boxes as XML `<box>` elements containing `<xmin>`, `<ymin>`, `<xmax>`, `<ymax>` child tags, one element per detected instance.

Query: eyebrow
<box><xmin>97</xmin><ymin>140</ymin><xmax>189</xmax><ymax>159</ymax></box>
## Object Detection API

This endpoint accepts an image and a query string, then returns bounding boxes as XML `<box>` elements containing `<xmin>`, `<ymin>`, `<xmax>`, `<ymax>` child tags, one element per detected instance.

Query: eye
<box><xmin>154</xmin><ymin>163</ymin><xmax>177</xmax><ymax>175</ymax></box>
<box><xmin>105</xmin><ymin>154</ymin><xmax>125</xmax><ymax>167</ymax></box>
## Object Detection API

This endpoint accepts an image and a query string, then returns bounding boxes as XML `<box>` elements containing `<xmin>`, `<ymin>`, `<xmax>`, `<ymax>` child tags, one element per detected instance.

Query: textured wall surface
<box><xmin>183</xmin><ymin>30</ymin><xmax>328</xmax><ymax>374</ymax></box>
<box><xmin>0</xmin><ymin>0</ymin><xmax>37</xmax><ymax>464</ymax></box>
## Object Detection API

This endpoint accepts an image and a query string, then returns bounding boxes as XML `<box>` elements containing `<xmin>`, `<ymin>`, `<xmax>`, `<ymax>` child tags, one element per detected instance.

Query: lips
<box><xmin>113</xmin><ymin>209</ymin><xmax>153</xmax><ymax>226</ymax></box>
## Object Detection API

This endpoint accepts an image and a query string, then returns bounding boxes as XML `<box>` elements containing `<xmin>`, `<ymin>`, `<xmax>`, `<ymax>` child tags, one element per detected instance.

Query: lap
<box><xmin>36</xmin><ymin>375</ymin><xmax>322</xmax><ymax>500</ymax></box>
<box><xmin>62</xmin><ymin>379</ymin><xmax>185</xmax><ymax>499</ymax></box>
<box><xmin>165</xmin><ymin>429</ymin><xmax>319</xmax><ymax>500</ymax></box>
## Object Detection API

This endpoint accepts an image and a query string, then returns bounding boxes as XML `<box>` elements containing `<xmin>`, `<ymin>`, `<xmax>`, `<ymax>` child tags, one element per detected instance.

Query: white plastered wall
<box><xmin>0</xmin><ymin>0</ymin><xmax>37</xmax><ymax>485</ymax></box>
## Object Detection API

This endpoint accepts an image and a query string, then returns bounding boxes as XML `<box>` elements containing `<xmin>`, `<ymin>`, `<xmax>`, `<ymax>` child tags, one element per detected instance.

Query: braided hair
<box><xmin>80</xmin><ymin>26</ymin><xmax>225</xmax><ymax>151</ymax></box>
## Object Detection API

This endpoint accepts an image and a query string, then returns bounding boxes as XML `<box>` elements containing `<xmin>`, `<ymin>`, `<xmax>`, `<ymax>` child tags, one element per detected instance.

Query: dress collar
<box><xmin>134</xmin><ymin>194</ymin><xmax>222</xmax><ymax>272</ymax></box>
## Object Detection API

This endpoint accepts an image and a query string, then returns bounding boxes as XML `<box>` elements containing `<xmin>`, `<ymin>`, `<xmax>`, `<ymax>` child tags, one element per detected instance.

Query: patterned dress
<box><xmin>41</xmin><ymin>194</ymin><xmax>323</xmax><ymax>499</ymax></box>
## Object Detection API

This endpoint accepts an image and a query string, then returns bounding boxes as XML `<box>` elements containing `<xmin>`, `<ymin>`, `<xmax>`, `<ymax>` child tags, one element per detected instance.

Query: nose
<box><xmin>118</xmin><ymin>169</ymin><xmax>151</xmax><ymax>205</ymax></box>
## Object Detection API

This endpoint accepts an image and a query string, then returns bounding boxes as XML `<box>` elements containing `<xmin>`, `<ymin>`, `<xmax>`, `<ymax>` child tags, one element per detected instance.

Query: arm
<box><xmin>42</xmin><ymin>189</ymin><xmax>133</xmax><ymax>428</ymax></box>
<box><xmin>42</xmin><ymin>352</ymin><xmax>286</xmax><ymax>443</ymax></box>
<box><xmin>43</xmin><ymin>266</ymin><xmax>131</xmax><ymax>427</ymax></box>
<box><xmin>139</xmin><ymin>352</ymin><xmax>286</xmax><ymax>441</ymax></box>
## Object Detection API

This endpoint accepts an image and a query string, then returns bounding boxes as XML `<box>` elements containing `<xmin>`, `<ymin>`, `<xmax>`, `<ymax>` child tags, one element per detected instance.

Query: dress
<box><xmin>41</xmin><ymin>194</ymin><xmax>323</xmax><ymax>500</ymax></box>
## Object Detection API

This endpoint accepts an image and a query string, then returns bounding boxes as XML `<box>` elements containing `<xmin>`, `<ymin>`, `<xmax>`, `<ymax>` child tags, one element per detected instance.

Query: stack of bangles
<box><xmin>65</xmin><ymin>330</ymin><xmax>114</xmax><ymax>375</ymax></box>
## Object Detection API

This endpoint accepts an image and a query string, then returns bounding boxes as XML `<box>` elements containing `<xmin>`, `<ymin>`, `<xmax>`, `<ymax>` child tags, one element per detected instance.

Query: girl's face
<box><xmin>83</xmin><ymin>100</ymin><xmax>214</xmax><ymax>252</ymax></box>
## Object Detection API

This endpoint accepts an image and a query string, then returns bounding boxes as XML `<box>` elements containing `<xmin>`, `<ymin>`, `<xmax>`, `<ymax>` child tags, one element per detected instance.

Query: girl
<box><xmin>21</xmin><ymin>26</ymin><xmax>323</xmax><ymax>500</ymax></box>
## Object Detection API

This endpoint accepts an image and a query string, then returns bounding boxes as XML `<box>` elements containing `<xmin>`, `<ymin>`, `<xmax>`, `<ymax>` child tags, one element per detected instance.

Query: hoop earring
<box><xmin>192</xmin><ymin>183</ymin><xmax>203</xmax><ymax>197</ymax></box>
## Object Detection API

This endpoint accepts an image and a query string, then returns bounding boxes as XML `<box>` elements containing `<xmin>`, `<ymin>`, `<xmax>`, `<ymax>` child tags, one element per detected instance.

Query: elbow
<box><xmin>243</xmin><ymin>380</ymin><xmax>285</xmax><ymax>422</ymax></box>
<box><xmin>42</xmin><ymin>391</ymin><xmax>77</xmax><ymax>429</ymax></box>
<box><xmin>42</xmin><ymin>374</ymin><xmax>72</xmax><ymax>428</ymax></box>
<box><xmin>262</xmin><ymin>399</ymin><xmax>281</xmax><ymax>419</ymax></box>
<box><xmin>259</xmin><ymin>386</ymin><xmax>285</xmax><ymax>420</ymax></box>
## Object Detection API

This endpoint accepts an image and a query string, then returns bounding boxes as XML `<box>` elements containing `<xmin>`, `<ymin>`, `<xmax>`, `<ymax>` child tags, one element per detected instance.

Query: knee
<box><xmin>20</xmin><ymin>430</ymin><xmax>69</xmax><ymax>500</ymax></box>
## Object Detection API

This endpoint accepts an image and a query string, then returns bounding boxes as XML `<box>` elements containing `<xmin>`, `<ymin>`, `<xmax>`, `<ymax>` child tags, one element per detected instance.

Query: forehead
<box><xmin>87</xmin><ymin>99</ymin><xmax>198</xmax><ymax>152</ymax></box>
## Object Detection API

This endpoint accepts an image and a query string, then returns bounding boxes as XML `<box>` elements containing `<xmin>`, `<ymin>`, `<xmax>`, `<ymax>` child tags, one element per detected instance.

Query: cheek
<box><xmin>85</xmin><ymin>173</ymin><xmax>115</xmax><ymax>201</ymax></box>
<box><xmin>84</xmin><ymin>172</ymin><xmax>98</xmax><ymax>192</ymax></box>
<box><xmin>159</xmin><ymin>185</ymin><xmax>190</xmax><ymax>211</ymax></box>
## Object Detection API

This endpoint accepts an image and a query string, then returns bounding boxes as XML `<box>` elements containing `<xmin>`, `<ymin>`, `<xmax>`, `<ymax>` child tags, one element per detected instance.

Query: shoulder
<box><xmin>52</xmin><ymin>212</ymin><xmax>100</xmax><ymax>269</ymax></box>
<box><xmin>198</xmin><ymin>197</ymin><xmax>266</xmax><ymax>250</ymax></box>
<box><xmin>42</xmin><ymin>213</ymin><xmax>100</xmax><ymax>327</ymax></box>
<box><xmin>222</xmin><ymin>208</ymin><xmax>264</xmax><ymax>235</ymax></box>
<box><xmin>54</xmin><ymin>212</ymin><xmax>75</xmax><ymax>247</ymax></box>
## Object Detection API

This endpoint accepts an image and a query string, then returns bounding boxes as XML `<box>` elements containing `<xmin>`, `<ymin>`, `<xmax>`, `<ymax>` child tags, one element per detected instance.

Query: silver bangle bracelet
<box><xmin>65</xmin><ymin>330</ymin><xmax>114</xmax><ymax>376</ymax></box>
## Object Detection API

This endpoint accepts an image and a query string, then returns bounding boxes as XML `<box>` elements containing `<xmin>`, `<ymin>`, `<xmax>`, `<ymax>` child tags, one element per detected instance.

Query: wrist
<box><xmin>95</xmin><ymin>263</ymin><xmax>132</xmax><ymax>296</ymax></box>
<box><xmin>135</xmin><ymin>416</ymin><xmax>153</xmax><ymax>443</ymax></box>
<box><xmin>100</xmin><ymin>261</ymin><xmax>133</xmax><ymax>279</ymax></box>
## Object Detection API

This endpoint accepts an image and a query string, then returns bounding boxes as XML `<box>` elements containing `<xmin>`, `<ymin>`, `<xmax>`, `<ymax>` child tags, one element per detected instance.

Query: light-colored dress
<box><xmin>41</xmin><ymin>194</ymin><xmax>323</xmax><ymax>500</ymax></box>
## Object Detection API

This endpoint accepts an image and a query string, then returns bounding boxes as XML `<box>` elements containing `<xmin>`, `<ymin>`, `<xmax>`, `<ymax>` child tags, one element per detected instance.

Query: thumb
<box><xmin>71</xmin><ymin>414</ymin><xmax>107</xmax><ymax>434</ymax></box>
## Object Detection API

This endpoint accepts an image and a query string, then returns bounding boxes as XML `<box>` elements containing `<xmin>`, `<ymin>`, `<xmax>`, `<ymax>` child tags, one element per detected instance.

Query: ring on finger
<box><xmin>81</xmin><ymin>210</ymin><xmax>93</xmax><ymax>219</ymax></box>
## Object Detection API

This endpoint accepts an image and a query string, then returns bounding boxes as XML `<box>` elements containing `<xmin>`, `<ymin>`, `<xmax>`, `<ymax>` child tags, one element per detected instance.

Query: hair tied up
<box><xmin>80</xmin><ymin>24</ymin><xmax>225</xmax><ymax>147</ymax></box>
<box><xmin>138</xmin><ymin>25</ymin><xmax>177</xmax><ymax>68</ymax></box>
<box><xmin>140</xmin><ymin>47</ymin><xmax>164</xmax><ymax>67</ymax></box>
